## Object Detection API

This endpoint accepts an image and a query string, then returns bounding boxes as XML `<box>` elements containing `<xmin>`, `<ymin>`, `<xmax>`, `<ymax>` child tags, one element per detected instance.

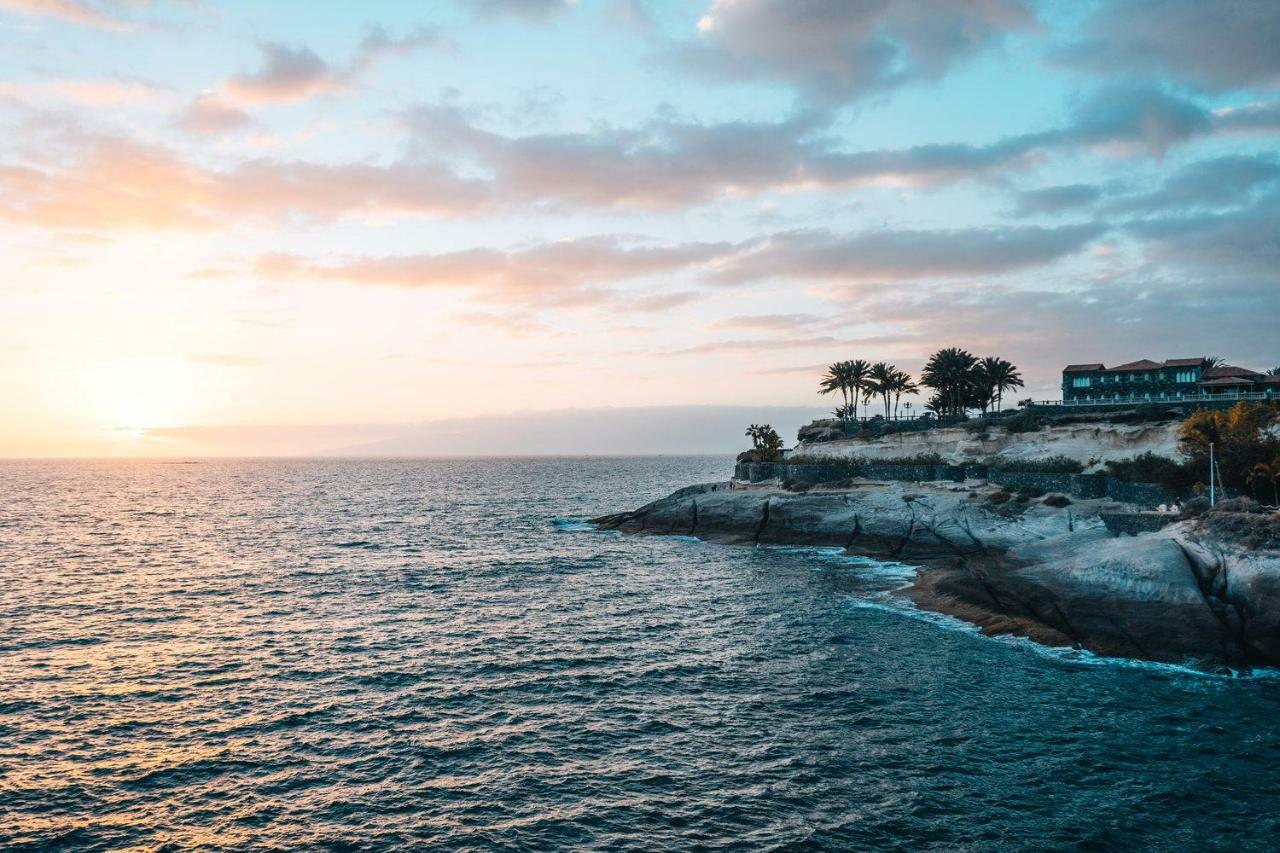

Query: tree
<box><xmin>745</xmin><ymin>423</ymin><xmax>784</xmax><ymax>461</ymax></box>
<box><xmin>980</xmin><ymin>356</ymin><xmax>1024</xmax><ymax>412</ymax></box>
<box><xmin>818</xmin><ymin>363</ymin><xmax>849</xmax><ymax>417</ymax></box>
<box><xmin>1202</xmin><ymin>356</ymin><xmax>1226</xmax><ymax>369</ymax></box>
<box><xmin>890</xmin><ymin>370</ymin><xmax>918</xmax><ymax>419</ymax></box>
<box><xmin>920</xmin><ymin>348</ymin><xmax>979</xmax><ymax>417</ymax></box>
<box><xmin>845</xmin><ymin>359</ymin><xmax>870</xmax><ymax>421</ymax></box>
<box><xmin>1179</xmin><ymin>402</ymin><xmax>1280</xmax><ymax>496</ymax></box>
<box><xmin>868</xmin><ymin>362</ymin><xmax>897</xmax><ymax>419</ymax></box>
<box><xmin>1268</xmin><ymin>367</ymin><xmax>1280</xmax><ymax>377</ymax></box>
<box><xmin>1250</xmin><ymin>461</ymin><xmax>1280</xmax><ymax>506</ymax></box>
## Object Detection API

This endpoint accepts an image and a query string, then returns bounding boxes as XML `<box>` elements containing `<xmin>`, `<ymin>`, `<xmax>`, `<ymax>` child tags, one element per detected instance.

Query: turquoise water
<box><xmin>2</xmin><ymin>457</ymin><xmax>1280</xmax><ymax>851</ymax></box>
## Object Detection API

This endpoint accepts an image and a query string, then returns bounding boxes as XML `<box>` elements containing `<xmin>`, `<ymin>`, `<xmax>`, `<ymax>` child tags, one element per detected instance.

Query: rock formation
<box><xmin>593</xmin><ymin>480</ymin><xmax>1280</xmax><ymax>671</ymax></box>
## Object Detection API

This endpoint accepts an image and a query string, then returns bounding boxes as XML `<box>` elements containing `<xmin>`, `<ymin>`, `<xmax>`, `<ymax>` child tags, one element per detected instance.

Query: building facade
<box><xmin>1062</xmin><ymin>358</ymin><xmax>1280</xmax><ymax>405</ymax></box>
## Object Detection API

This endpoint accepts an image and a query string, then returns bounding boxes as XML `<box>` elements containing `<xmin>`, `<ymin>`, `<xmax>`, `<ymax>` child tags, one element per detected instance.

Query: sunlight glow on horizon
<box><xmin>0</xmin><ymin>0</ymin><xmax>1276</xmax><ymax>456</ymax></box>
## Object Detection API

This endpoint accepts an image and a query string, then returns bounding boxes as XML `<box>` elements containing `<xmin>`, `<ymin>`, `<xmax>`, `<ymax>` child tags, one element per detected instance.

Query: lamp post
<box><xmin>1209</xmin><ymin>442</ymin><xmax>1216</xmax><ymax>507</ymax></box>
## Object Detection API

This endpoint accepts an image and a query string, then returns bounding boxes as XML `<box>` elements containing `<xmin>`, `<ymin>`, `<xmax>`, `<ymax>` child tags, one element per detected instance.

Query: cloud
<box><xmin>174</xmin><ymin>93</ymin><xmax>254</xmax><ymax>135</ymax></box>
<box><xmin>252</xmin><ymin>235</ymin><xmax>733</xmax><ymax>305</ymax></box>
<box><xmin>840</xmin><ymin>275</ymin><xmax>1280</xmax><ymax>391</ymax></box>
<box><xmin>0</xmin><ymin>76</ymin><xmax>166</xmax><ymax>106</ymax></box>
<box><xmin>223</xmin><ymin>43</ymin><xmax>348</xmax><ymax>105</ymax></box>
<box><xmin>1013</xmin><ymin>184</ymin><xmax>1102</xmax><ymax>216</ymax></box>
<box><xmin>712</xmin><ymin>313</ymin><xmax>827</xmax><ymax>332</ymax></box>
<box><xmin>209</xmin><ymin>29</ymin><xmax>450</xmax><ymax>112</ymax></box>
<box><xmin>666</xmin><ymin>335</ymin><xmax>852</xmax><ymax>356</ymax></box>
<box><xmin>705</xmin><ymin>223</ymin><xmax>1106</xmax><ymax>285</ymax></box>
<box><xmin>0</xmin><ymin>0</ymin><xmax>139</xmax><ymax>30</ymax></box>
<box><xmin>1104</xmin><ymin>154</ymin><xmax>1280</xmax><ymax>215</ymax></box>
<box><xmin>352</xmin><ymin>24</ymin><xmax>452</xmax><ymax>71</ymax></box>
<box><xmin>409</xmin><ymin>104</ymin><xmax>833</xmax><ymax>208</ymax></box>
<box><xmin>404</xmin><ymin>85</ymin><xmax>1271</xmax><ymax>213</ymax></box>
<box><xmin>188</xmin><ymin>354</ymin><xmax>264</xmax><ymax>367</ymax></box>
<box><xmin>243</xmin><ymin>219</ymin><xmax>1108</xmax><ymax>310</ymax></box>
<box><xmin>1062</xmin><ymin>0</ymin><xmax>1280</xmax><ymax>92</ymax></box>
<box><xmin>1128</xmin><ymin>189</ymin><xmax>1280</xmax><ymax>278</ymax></box>
<box><xmin>0</xmin><ymin>136</ymin><xmax>490</xmax><ymax>230</ymax></box>
<box><xmin>466</xmin><ymin>0</ymin><xmax>574</xmax><ymax>21</ymax></box>
<box><xmin>679</xmin><ymin>0</ymin><xmax>1037</xmax><ymax>103</ymax></box>
<box><xmin>628</xmin><ymin>291</ymin><xmax>702</xmax><ymax>311</ymax></box>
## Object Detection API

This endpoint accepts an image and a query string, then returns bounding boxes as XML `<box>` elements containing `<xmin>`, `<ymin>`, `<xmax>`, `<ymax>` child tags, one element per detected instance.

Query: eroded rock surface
<box><xmin>593</xmin><ymin>481</ymin><xmax>1280</xmax><ymax>670</ymax></box>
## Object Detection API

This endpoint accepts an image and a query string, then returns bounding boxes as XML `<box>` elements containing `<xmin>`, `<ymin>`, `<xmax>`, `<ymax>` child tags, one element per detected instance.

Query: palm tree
<box><xmin>921</xmin><ymin>348</ymin><xmax>979</xmax><ymax>417</ymax></box>
<box><xmin>980</xmin><ymin>356</ymin><xmax>1024</xmax><ymax>412</ymax></box>
<box><xmin>818</xmin><ymin>363</ymin><xmax>848</xmax><ymax>417</ymax></box>
<box><xmin>1203</xmin><ymin>356</ymin><xmax>1226</xmax><ymax>369</ymax></box>
<box><xmin>845</xmin><ymin>359</ymin><xmax>871</xmax><ymax>421</ymax></box>
<box><xmin>868</xmin><ymin>362</ymin><xmax>896</xmax><ymax>419</ymax></box>
<box><xmin>891</xmin><ymin>370</ymin><xmax>918</xmax><ymax>419</ymax></box>
<box><xmin>1252</xmin><ymin>460</ymin><xmax>1280</xmax><ymax>506</ymax></box>
<box><xmin>1268</xmin><ymin>366</ymin><xmax>1280</xmax><ymax>377</ymax></box>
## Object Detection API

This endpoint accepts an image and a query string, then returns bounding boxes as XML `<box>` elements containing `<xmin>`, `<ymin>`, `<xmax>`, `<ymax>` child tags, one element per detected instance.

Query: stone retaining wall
<box><xmin>1100</xmin><ymin>511</ymin><xmax>1179</xmax><ymax>535</ymax></box>
<box><xmin>735</xmin><ymin>459</ymin><xmax>1173</xmax><ymax>506</ymax></box>
<box><xmin>1106</xmin><ymin>480</ymin><xmax>1174</xmax><ymax>507</ymax></box>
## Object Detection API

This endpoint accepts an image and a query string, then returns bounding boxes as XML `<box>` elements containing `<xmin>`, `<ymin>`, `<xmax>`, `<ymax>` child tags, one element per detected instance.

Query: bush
<box><xmin>1109</xmin><ymin>405</ymin><xmax>1181</xmax><ymax>424</ymax></box>
<box><xmin>1181</xmin><ymin>497</ymin><xmax>1210</xmax><ymax>518</ymax></box>
<box><xmin>987</xmin><ymin>490</ymin><xmax>1012</xmax><ymax>505</ymax></box>
<box><xmin>993</xmin><ymin>455</ymin><xmax>1084</xmax><ymax>474</ymax></box>
<box><xmin>1015</xmin><ymin>485</ymin><xmax>1046</xmax><ymax>498</ymax></box>
<box><xmin>1105</xmin><ymin>452</ymin><xmax>1197</xmax><ymax>497</ymax></box>
<box><xmin>1043</xmin><ymin>494</ymin><xmax>1072</xmax><ymax>507</ymax></box>
<box><xmin>1003</xmin><ymin>411</ymin><xmax>1042</xmax><ymax>434</ymax></box>
<box><xmin>1215</xmin><ymin>497</ymin><xmax>1266</xmax><ymax>514</ymax></box>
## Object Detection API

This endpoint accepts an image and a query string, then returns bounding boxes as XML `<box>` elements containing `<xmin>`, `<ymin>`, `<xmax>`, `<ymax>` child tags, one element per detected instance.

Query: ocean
<box><xmin>2</xmin><ymin>457</ymin><xmax>1279</xmax><ymax>851</ymax></box>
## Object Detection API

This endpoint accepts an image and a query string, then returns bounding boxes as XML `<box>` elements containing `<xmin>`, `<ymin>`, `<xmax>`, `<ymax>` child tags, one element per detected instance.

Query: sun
<box><xmin>85</xmin><ymin>359</ymin><xmax>197</xmax><ymax>434</ymax></box>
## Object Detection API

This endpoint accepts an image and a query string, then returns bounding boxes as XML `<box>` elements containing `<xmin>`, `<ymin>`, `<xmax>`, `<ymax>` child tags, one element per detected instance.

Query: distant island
<box><xmin>596</xmin><ymin>350</ymin><xmax>1280</xmax><ymax>672</ymax></box>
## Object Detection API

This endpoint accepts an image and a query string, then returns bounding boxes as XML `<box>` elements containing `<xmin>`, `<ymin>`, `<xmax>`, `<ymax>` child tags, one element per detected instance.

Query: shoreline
<box><xmin>592</xmin><ymin>478</ymin><xmax>1280</xmax><ymax>673</ymax></box>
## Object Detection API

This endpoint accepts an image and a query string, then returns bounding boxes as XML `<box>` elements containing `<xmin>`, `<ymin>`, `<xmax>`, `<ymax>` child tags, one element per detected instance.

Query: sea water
<box><xmin>2</xmin><ymin>457</ymin><xmax>1279</xmax><ymax>850</ymax></box>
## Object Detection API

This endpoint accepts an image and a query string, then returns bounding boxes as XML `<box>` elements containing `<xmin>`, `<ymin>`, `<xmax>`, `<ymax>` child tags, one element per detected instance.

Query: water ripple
<box><xmin>2</xmin><ymin>457</ymin><xmax>1280</xmax><ymax>850</ymax></box>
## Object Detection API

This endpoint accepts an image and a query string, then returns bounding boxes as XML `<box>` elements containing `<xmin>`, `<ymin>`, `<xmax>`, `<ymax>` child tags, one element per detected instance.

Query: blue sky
<box><xmin>0</xmin><ymin>0</ymin><xmax>1277</xmax><ymax>455</ymax></box>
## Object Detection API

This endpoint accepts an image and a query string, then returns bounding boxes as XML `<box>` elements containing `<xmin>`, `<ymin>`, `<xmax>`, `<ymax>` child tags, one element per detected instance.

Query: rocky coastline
<box><xmin>592</xmin><ymin>478</ymin><xmax>1280</xmax><ymax>672</ymax></box>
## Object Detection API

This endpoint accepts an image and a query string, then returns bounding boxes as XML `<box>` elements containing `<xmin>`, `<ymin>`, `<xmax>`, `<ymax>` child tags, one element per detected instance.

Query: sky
<box><xmin>1</xmin><ymin>0</ymin><xmax>1278</xmax><ymax>456</ymax></box>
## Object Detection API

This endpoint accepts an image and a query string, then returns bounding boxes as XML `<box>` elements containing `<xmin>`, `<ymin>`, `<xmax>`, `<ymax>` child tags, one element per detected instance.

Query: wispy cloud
<box><xmin>705</xmin><ymin>224</ymin><xmax>1106</xmax><ymax>285</ymax></box>
<box><xmin>0</xmin><ymin>136</ymin><xmax>490</xmax><ymax>230</ymax></box>
<box><xmin>0</xmin><ymin>0</ymin><xmax>143</xmax><ymax>30</ymax></box>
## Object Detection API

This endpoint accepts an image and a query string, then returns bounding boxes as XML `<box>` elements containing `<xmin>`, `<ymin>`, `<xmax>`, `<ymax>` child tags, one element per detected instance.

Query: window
<box><xmin>1175</xmin><ymin>370</ymin><xmax>1196</xmax><ymax>383</ymax></box>
<box><xmin>1072</xmin><ymin>376</ymin><xmax>1091</xmax><ymax>388</ymax></box>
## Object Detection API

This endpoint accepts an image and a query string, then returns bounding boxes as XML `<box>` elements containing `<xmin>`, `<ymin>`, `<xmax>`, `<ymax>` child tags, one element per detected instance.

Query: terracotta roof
<box><xmin>1202</xmin><ymin>365</ymin><xmax>1262</xmax><ymax>379</ymax></box>
<box><xmin>1106</xmin><ymin>359</ymin><xmax>1163</xmax><ymax>372</ymax></box>
<box><xmin>1257</xmin><ymin>375</ymin><xmax>1280</xmax><ymax>385</ymax></box>
<box><xmin>1162</xmin><ymin>357</ymin><xmax>1204</xmax><ymax>367</ymax></box>
<box><xmin>1063</xmin><ymin>363</ymin><xmax>1104</xmax><ymax>373</ymax></box>
<box><xmin>1199</xmin><ymin>376</ymin><xmax>1256</xmax><ymax>386</ymax></box>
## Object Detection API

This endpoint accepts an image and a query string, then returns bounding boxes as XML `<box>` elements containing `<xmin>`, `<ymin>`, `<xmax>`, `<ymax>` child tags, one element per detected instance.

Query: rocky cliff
<box><xmin>592</xmin><ymin>481</ymin><xmax>1280</xmax><ymax>672</ymax></box>
<box><xmin>793</xmin><ymin>419</ymin><xmax>1182</xmax><ymax>471</ymax></box>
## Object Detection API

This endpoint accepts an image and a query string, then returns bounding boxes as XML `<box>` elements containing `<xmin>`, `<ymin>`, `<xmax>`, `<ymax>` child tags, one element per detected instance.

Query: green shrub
<box><xmin>987</xmin><ymin>490</ymin><xmax>1012</xmax><ymax>505</ymax></box>
<box><xmin>1015</xmin><ymin>485</ymin><xmax>1046</xmax><ymax>498</ymax></box>
<box><xmin>992</xmin><ymin>455</ymin><xmax>1084</xmax><ymax>474</ymax></box>
<box><xmin>1043</xmin><ymin>493</ymin><xmax>1072</xmax><ymax>507</ymax></box>
<box><xmin>1105</xmin><ymin>452</ymin><xmax>1197</xmax><ymax>497</ymax></box>
<box><xmin>1003</xmin><ymin>411</ymin><xmax>1042</xmax><ymax>433</ymax></box>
